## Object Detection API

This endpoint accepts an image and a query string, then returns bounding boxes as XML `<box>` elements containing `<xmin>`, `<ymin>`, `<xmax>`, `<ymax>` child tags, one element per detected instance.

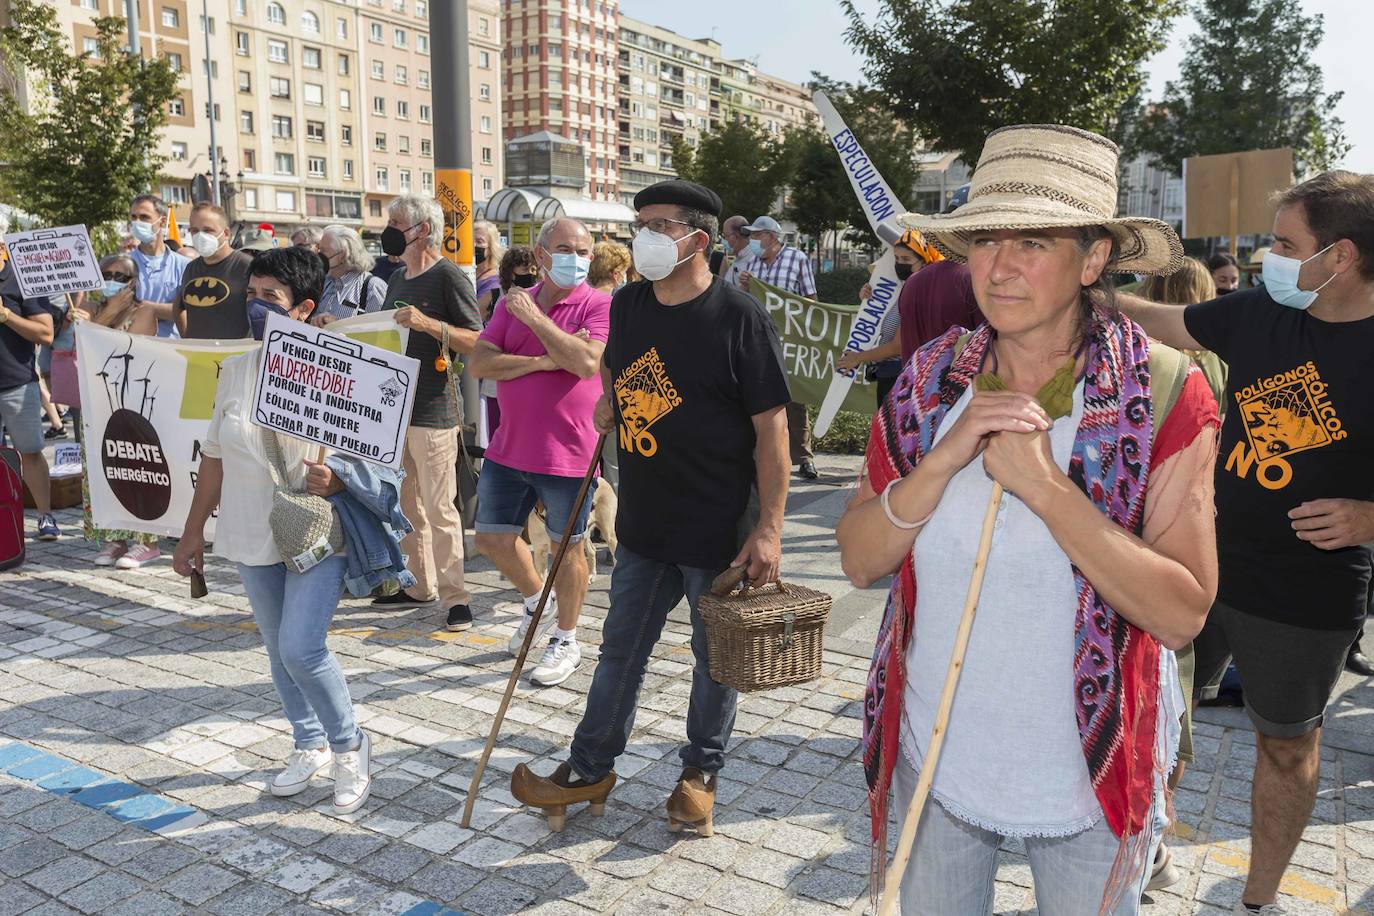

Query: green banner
<box><xmin>749</xmin><ymin>277</ymin><xmax>878</xmax><ymax>417</ymax></box>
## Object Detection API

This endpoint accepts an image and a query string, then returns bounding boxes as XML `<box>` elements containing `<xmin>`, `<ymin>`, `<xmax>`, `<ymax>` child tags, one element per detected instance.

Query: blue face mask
<box><xmin>247</xmin><ymin>297</ymin><xmax>291</xmax><ymax>340</ymax></box>
<box><xmin>1262</xmin><ymin>244</ymin><xmax>1337</xmax><ymax>310</ymax></box>
<box><xmin>100</xmin><ymin>279</ymin><xmax>127</xmax><ymax>298</ymax></box>
<box><xmin>747</xmin><ymin>238</ymin><xmax>765</xmax><ymax>259</ymax></box>
<box><xmin>542</xmin><ymin>249</ymin><xmax>590</xmax><ymax>289</ymax></box>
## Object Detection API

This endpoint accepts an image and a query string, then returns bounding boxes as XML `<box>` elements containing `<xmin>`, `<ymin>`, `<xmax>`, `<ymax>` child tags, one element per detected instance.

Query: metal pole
<box><xmin>124</xmin><ymin>0</ymin><xmax>139</xmax><ymax>56</ymax></box>
<box><xmin>202</xmin><ymin>0</ymin><xmax>220</xmax><ymax>205</ymax></box>
<box><xmin>430</xmin><ymin>0</ymin><xmax>480</xmax><ymax>502</ymax></box>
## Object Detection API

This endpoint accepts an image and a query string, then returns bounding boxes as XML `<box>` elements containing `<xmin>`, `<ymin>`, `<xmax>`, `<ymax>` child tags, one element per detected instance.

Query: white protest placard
<box><xmin>251</xmin><ymin>312</ymin><xmax>419</xmax><ymax>468</ymax></box>
<box><xmin>3</xmin><ymin>224</ymin><xmax>102</xmax><ymax>298</ymax></box>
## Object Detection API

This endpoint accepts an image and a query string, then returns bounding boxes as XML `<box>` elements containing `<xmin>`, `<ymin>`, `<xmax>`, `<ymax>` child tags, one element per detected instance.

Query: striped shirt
<box><xmin>317</xmin><ymin>270</ymin><xmax>386</xmax><ymax>320</ymax></box>
<box><xmin>747</xmin><ymin>245</ymin><xmax>816</xmax><ymax>298</ymax></box>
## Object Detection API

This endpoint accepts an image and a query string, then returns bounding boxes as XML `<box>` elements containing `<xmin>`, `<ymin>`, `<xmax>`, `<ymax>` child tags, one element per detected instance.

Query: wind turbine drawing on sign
<box><xmin>135</xmin><ymin>371</ymin><xmax>154</xmax><ymax>416</ymax></box>
<box><xmin>810</xmin><ymin>91</ymin><xmax>911</xmax><ymax>438</ymax></box>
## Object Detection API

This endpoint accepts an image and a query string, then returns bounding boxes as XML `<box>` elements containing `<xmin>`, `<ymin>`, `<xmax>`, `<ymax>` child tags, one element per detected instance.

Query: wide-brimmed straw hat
<box><xmin>897</xmin><ymin>124</ymin><xmax>1184</xmax><ymax>275</ymax></box>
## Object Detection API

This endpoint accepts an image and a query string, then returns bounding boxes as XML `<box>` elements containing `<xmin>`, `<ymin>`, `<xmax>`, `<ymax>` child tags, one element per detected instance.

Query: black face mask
<box><xmin>894</xmin><ymin>262</ymin><xmax>915</xmax><ymax>282</ymax></box>
<box><xmin>511</xmin><ymin>273</ymin><xmax>538</xmax><ymax>289</ymax></box>
<box><xmin>474</xmin><ymin>246</ymin><xmax>488</xmax><ymax>265</ymax></box>
<box><xmin>381</xmin><ymin>223</ymin><xmax>419</xmax><ymax>257</ymax></box>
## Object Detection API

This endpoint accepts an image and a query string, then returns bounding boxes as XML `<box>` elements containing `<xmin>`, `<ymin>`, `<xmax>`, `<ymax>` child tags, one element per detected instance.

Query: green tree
<box><xmin>669</xmin><ymin>118</ymin><xmax>790</xmax><ymax>223</ymax></box>
<box><xmin>0</xmin><ymin>0</ymin><xmax>179</xmax><ymax>231</ymax></box>
<box><xmin>783</xmin><ymin>75</ymin><xmax>919</xmax><ymax>259</ymax></box>
<box><xmin>841</xmin><ymin>0</ymin><xmax>1184</xmax><ymax>163</ymax></box>
<box><xmin>1133</xmin><ymin>0</ymin><xmax>1348</xmax><ymax>176</ymax></box>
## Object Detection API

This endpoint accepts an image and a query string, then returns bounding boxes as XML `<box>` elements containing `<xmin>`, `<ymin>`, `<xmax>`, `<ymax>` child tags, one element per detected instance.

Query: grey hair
<box><xmin>387</xmin><ymin>195</ymin><xmax>445</xmax><ymax>252</ymax></box>
<box><xmin>130</xmin><ymin>194</ymin><xmax>168</xmax><ymax>217</ymax></box>
<box><xmin>473</xmin><ymin>219</ymin><xmax>503</xmax><ymax>266</ymax></box>
<box><xmin>676</xmin><ymin>207</ymin><xmax>719</xmax><ymax>242</ymax></box>
<box><xmin>320</xmin><ymin>225</ymin><xmax>374</xmax><ymax>274</ymax></box>
<box><xmin>291</xmin><ymin>225</ymin><xmax>324</xmax><ymax>246</ymax></box>
<box><xmin>99</xmin><ymin>253</ymin><xmax>136</xmax><ymax>276</ymax></box>
<box><xmin>536</xmin><ymin>216</ymin><xmax>590</xmax><ymax>250</ymax></box>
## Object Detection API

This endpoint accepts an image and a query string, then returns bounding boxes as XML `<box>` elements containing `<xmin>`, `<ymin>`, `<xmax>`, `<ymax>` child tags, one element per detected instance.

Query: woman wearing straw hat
<box><xmin>836</xmin><ymin>124</ymin><xmax>1221</xmax><ymax>914</ymax></box>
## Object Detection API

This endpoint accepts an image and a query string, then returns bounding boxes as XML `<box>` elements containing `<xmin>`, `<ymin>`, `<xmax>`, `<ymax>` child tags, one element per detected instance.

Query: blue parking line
<box><xmin>400</xmin><ymin>904</ymin><xmax>465</xmax><ymax>916</ymax></box>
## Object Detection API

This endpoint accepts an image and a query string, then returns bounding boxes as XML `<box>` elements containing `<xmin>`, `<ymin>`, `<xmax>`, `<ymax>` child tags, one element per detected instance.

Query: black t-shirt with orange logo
<box><xmin>1186</xmin><ymin>287</ymin><xmax>1374</xmax><ymax>629</ymax></box>
<box><xmin>606</xmin><ymin>277</ymin><xmax>791</xmax><ymax>570</ymax></box>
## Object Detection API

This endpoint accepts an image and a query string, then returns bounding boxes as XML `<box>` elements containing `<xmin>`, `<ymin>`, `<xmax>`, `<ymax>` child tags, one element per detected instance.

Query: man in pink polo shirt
<box><xmin>469</xmin><ymin>216</ymin><xmax>611</xmax><ymax>687</ymax></box>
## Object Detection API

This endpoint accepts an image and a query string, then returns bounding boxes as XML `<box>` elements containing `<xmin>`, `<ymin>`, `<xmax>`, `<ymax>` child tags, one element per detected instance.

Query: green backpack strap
<box><xmin>1147</xmin><ymin>342</ymin><xmax>1190</xmax><ymax>447</ymax></box>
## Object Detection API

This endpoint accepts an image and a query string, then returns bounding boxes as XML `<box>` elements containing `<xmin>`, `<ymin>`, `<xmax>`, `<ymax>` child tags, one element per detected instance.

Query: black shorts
<box><xmin>1193</xmin><ymin>600</ymin><xmax>1361</xmax><ymax>738</ymax></box>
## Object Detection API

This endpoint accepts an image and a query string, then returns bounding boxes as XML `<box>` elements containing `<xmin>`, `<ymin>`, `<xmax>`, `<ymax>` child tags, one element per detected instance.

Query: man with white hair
<box><xmin>378</xmin><ymin>195</ymin><xmax>484</xmax><ymax>630</ymax></box>
<box><xmin>290</xmin><ymin>226</ymin><xmax>323</xmax><ymax>251</ymax></box>
<box><xmin>314</xmin><ymin>225</ymin><xmax>387</xmax><ymax>323</ymax></box>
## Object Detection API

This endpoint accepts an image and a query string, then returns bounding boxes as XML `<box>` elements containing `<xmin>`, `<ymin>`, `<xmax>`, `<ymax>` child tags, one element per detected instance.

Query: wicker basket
<box><xmin>699</xmin><ymin>571</ymin><xmax>831</xmax><ymax>693</ymax></box>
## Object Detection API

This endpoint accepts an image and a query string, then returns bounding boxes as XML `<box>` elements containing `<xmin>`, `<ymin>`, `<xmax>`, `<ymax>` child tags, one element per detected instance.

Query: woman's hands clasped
<box><xmin>927</xmin><ymin>389</ymin><xmax>1060</xmax><ymax>500</ymax></box>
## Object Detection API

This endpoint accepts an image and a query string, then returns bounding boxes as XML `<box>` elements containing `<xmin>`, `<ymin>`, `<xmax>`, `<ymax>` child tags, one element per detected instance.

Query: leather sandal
<box><xmin>666</xmin><ymin>767</ymin><xmax>716</xmax><ymax>837</ymax></box>
<box><xmin>511</xmin><ymin>761</ymin><xmax>615</xmax><ymax>833</ymax></box>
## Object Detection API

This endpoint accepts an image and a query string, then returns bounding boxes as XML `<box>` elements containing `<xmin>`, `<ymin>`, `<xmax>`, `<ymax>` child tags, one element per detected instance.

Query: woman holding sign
<box><xmin>172</xmin><ymin>248</ymin><xmax>373</xmax><ymax>815</ymax></box>
<box><xmin>837</xmin><ymin>125</ymin><xmax>1220</xmax><ymax>914</ymax></box>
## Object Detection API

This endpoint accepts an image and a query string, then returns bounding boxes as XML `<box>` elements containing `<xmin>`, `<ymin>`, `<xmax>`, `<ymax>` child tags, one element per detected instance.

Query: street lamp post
<box><xmin>201</xmin><ymin>0</ymin><xmax>220</xmax><ymax>205</ymax></box>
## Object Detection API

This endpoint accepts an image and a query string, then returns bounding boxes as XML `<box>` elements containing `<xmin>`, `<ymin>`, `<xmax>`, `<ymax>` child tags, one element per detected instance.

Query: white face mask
<box><xmin>190</xmin><ymin>231</ymin><xmax>222</xmax><ymax>258</ymax></box>
<box><xmin>1261</xmin><ymin>243</ymin><xmax>1337</xmax><ymax>310</ymax></box>
<box><xmin>632</xmin><ymin>227</ymin><xmax>699</xmax><ymax>282</ymax></box>
<box><xmin>129</xmin><ymin>220</ymin><xmax>158</xmax><ymax>244</ymax></box>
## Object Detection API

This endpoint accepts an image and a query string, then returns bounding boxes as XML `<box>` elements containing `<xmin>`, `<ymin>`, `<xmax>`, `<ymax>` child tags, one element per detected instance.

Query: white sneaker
<box><xmin>530</xmin><ymin>636</ymin><xmax>581</xmax><ymax>687</ymax></box>
<box><xmin>507</xmin><ymin>593</ymin><xmax>556</xmax><ymax>655</ymax></box>
<box><xmin>332</xmin><ymin>731</ymin><xmax>371</xmax><ymax>815</ymax></box>
<box><xmin>270</xmin><ymin>747</ymin><xmax>331</xmax><ymax>797</ymax></box>
<box><xmin>93</xmin><ymin>543</ymin><xmax>127</xmax><ymax>567</ymax></box>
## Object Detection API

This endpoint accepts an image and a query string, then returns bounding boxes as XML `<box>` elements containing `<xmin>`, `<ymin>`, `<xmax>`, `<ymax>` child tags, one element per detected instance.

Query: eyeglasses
<box><xmin>102</xmin><ymin>273</ymin><xmax>133</xmax><ymax>283</ymax></box>
<box><xmin>631</xmin><ymin>217</ymin><xmax>697</xmax><ymax>236</ymax></box>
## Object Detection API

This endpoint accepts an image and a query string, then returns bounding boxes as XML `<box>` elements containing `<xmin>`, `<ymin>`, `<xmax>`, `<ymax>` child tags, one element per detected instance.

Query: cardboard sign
<box><xmin>251</xmin><ymin>313</ymin><xmax>419</xmax><ymax>468</ymax></box>
<box><xmin>1182</xmin><ymin>148</ymin><xmax>1294</xmax><ymax>240</ymax></box>
<box><xmin>2</xmin><ymin>225</ymin><xmax>102</xmax><ymax>298</ymax></box>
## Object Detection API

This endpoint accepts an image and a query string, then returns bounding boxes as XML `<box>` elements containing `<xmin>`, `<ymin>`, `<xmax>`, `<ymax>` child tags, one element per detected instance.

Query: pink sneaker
<box><xmin>114</xmin><ymin>544</ymin><xmax>161</xmax><ymax>569</ymax></box>
<box><xmin>93</xmin><ymin>543</ymin><xmax>127</xmax><ymax>567</ymax></box>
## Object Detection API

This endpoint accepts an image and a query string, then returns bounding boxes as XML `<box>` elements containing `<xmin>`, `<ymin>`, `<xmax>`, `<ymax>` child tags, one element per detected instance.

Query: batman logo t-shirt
<box><xmin>174</xmin><ymin>249</ymin><xmax>254</xmax><ymax>339</ymax></box>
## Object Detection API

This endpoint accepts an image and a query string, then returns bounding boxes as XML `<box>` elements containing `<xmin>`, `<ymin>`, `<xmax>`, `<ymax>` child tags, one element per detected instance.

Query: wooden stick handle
<box><xmin>877</xmin><ymin>482</ymin><xmax>1003</xmax><ymax>916</ymax></box>
<box><xmin>459</xmin><ymin>433</ymin><xmax>608</xmax><ymax>828</ymax></box>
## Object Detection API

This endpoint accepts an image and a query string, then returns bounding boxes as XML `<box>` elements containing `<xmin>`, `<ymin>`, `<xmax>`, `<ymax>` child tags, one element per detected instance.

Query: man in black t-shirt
<box><xmin>1121</xmin><ymin>171</ymin><xmax>1374</xmax><ymax>915</ymax></box>
<box><xmin>511</xmin><ymin>180</ymin><xmax>792</xmax><ymax>837</ymax></box>
<box><xmin>174</xmin><ymin>202</ymin><xmax>254</xmax><ymax>339</ymax></box>
<box><xmin>0</xmin><ymin>248</ymin><xmax>59</xmax><ymax>540</ymax></box>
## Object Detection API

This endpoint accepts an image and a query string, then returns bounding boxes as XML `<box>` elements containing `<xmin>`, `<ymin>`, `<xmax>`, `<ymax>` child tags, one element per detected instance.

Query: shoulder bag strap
<box><xmin>1147</xmin><ymin>342</ymin><xmax>1190</xmax><ymax>447</ymax></box>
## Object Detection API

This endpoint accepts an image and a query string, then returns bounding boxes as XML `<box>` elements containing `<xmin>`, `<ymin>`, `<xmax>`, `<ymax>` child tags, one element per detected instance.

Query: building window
<box><xmin>165</xmin><ymin>52</ymin><xmax>182</xmax><ymax>71</ymax></box>
<box><xmin>341</xmin><ymin>125</ymin><xmax>352</xmax><ymax>145</ymax></box>
<box><xmin>308</xmin><ymin>156</ymin><xmax>326</xmax><ymax>177</ymax></box>
<box><xmin>237</xmin><ymin>70</ymin><xmax>251</xmax><ymax>92</ymax></box>
<box><xmin>168</xmin><ymin>97</ymin><xmax>185</xmax><ymax>117</ymax></box>
<box><xmin>274</xmin><ymin>152</ymin><xmax>295</xmax><ymax>174</ymax></box>
<box><xmin>396</xmin><ymin>100</ymin><xmax>408</xmax><ymax>119</ymax></box>
<box><xmin>393</xmin><ymin>28</ymin><xmax>406</xmax><ymax>48</ymax></box>
<box><xmin>244</xmin><ymin>188</ymin><xmax>258</xmax><ymax>209</ymax></box>
<box><xmin>171</xmin><ymin>142</ymin><xmax>188</xmax><ymax>160</ymax></box>
<box><xmin>339</xmin><ymin>88</ymin><xmax>351</xmax><ymax>109</ymax></box>
<box><xmin>374</xmin><ymin>132</ymin><xmax>387</xmax><ymax>151</ymax></box>
<box><xmin>301</xmin><ymin>10</ymin><xmax>320</xmax><ymax>33</ymax></box>
<box><xmin>369</xmin><ymin>22</ymin><xmax>382</xmax><ymax>42</ymax></box>
<box><xmin>161</xmin><ymin>184</ymin><xmax>190</xmax><ymax>204</ymax></box>
<box><xmin>479</xmin><ymin>115</ymin><xmax>491</xmax><ymax>134</ymax></box>
<box><xmin>394</xmin><ymin>64</ymin><xmax>407</xmax><ymax>84</ymax></box>
<box><xmin>271</xmin><ymin>115</ymin><xmax>293</xmax><ymax>138</ymax></box>
<box><xmin>270</xmin><ymin>76</ymin><xmax>290</xmax><ymax>98</ymax></box>
<box><xmin>276</xmin><ymin>190</ymin><xmax>296</xmax><ymax>212</ymax></box>
<box><xmin>267</xmin><ymin>39</ymin><xmax>287</xmax><ymax>63</ymax></box>
<box><xmin>478</xmin><ymin>49</ymin><xmax>489</xmax><ymax>69</ymax></box>
<box><xmin>370</xmin><ymin>60</ymin><xmax>384</xmax><ymax>80</ymax></box>
<box><xmin>416</xmin><ymin>0</ymin><xmax>427</xmax><ymax>14</ymax></box>
<box><xmin>243</xmin><ymin>149</ymin><xmax>256</xmax><ymax>170</ymax></box>
<box><xmin>481</xmin><ymin>146</ymin><xmax>492</xmax><ymax>164</ymax></box>
<box><xmin>482</xmin><ymin>177</ymin><xmax>493</xmax><ymax>193</ymax></box>
<box><xmin>479</xmin><ymin>83</ymin><xmax>491</xmax><ymax>100</ymax></box>
<box><xmin>208</xmin><ymin>101</ymin><xmax>221</xmax><ymax>121</ymax></box>
<box><xmin>418</xmin><ymin>70</ymin><xmax>430</xmax><ymax>89</ymax></box>
<box><xmin>392</xmin><ymin>0</ymin><xmax>404</xmax><ymax>10</ymax></box>
<box><xmin>80</xmin><ymin>0</ymin><xmax>97</xmax><ymax>9</ymax></box>
<box><xmin>235</xmin><ymin>31</ymin><xmax>249</xmax><ymax>54</ymax></box>
<box><xmin>304</xmin><ymin>83</ymin><xmax>323</xmax><ymax>106</ymax></box>
<box><xmin>422</xmin><ymin>171</ymin><xmax>433</xmax><ymax>193</ymax></box>
<box><xmin>234</xmin><ymin>0</ymin><xmax>246</xmax><ymax>15</ymax></box>
<box><xmin>372</xmin><ymin>96</ymin><xmax>386</xmax><ymax>115</ymax></box>
<box><xmin>306</xmin><ymin>120</ymin><xmax>325</xmax><ymax>141</ymax></box>
<box><xmin>418</xmin><ymin>104</ymin><xmax>431</xmax><ymax>123</ymax></box>
<box><xmin>477</xmin><ymin>16</ymin><xmax>489</xmax><ymax>36</ymax></box>
<box><xmin>82</xmin><ymin>37</ymin><xmax>101</xmax><ymax>57</ymax></box>
<box><xmin>419</xmin><ymin>138</ymin><xmax>431</xmax><ymax>157</ymax></box>
<box><xmin>398</xmin><ymin>135</ymin><xmax>410</xmax><ymax>154</ymax></box>
<box><xmin>303</xmin><ymin>46</ymin><xmax>321</xmax><ymax>69</ymax></box>
<box><xmin>203</xmin><ymin>59</ymin><xmax>219</xmax><ymax>79</ymax></box>
<box><xmin>337</xmin><ymin>54</ymin><xmax>349</xmax><ymax>75</ymax></box>
<box><xmin>417</xmin><ymin>33</ymin><xmax>428</xmax><ymax>53</ymax></box>
<box><xmin>399</xmin><ymin>168</ymin><xmax>412</xmax><ymax>192</ymax></box>
<box><xmin>240</xmin><ymin>110</ymin><xmax>254</xmax><ymax>133</ymax></box>
<box><xmin>375</xmin><ymin>167</ymin><xmax>388</xmax><ymax>191</ymax></box>
<box><xmin>343</xmin><ymin>160</ymin><xmax>354</xmax><ymax>180</ymax></box>
<box><xmin>161</xmin><ymin>7</ymin><xmax>178</xmax><ymax>28</ymax></box>
<box><xmin>369</xmin><ymin>199</ymin><xmax>382</xmax><ymax>218</ymax></box>
<box><xmin>266</xmin><ymin>2</ymin><xmax>284</xmax><ymax>25</ymax></box>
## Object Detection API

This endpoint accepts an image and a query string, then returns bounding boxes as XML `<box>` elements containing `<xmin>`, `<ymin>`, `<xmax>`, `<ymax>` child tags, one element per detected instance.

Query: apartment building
<box><xmin>357</xmin><ymin>0</ymin><xmax>503</xmax><ymax>234</ymax></box>
<box><xmin>717</xmin><ymin>56</ymin><xmax>815</xmax><ymax>137</ymax></box>
<box><xmin>502</xmin><ymin>0</ymin><xmax>620</xmax><ymax>202</ymax></box>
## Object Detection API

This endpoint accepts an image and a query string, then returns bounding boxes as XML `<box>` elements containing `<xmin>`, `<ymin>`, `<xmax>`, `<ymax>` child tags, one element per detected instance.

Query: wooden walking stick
<box><xmin>877</xmin><ymin>481</ymin><xmax>1002</xmax><ymax>916</ymax></box>
<box><xmin>460</xmin><ymin>432</ymin><xmax>608</xmax><ymax>828</ymax></box>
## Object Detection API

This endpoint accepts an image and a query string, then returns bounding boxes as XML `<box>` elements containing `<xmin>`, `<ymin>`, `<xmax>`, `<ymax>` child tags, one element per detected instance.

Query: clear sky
<box><xmin>617</xmin><ymin>0</ymin><xmax>1373</xmax><ymax>173</ymax></box>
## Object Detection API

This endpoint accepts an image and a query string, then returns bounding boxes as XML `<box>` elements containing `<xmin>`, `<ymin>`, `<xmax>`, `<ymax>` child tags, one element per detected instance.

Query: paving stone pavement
<box><xmin>4</xmin><ymin>454</ymin><xmax>1374</xmax><ymax>914</ymax></box>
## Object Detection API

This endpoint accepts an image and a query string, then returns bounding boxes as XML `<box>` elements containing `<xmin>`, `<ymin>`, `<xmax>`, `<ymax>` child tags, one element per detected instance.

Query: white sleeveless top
<box><xmin>899</xmin><ymin>380</ymin><xmax>1102</xmax><ymax>837</ymax></box>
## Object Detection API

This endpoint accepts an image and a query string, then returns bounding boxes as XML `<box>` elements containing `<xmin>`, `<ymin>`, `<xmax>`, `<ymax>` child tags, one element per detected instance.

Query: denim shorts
<box><xmin>475</xmin><ymin>458</ymin><xmax>593</xmax><ymax>543</ymax></box>
<box><xmin>0</xmin><ymin>382</ymin><xmax>43</xmax><ymax>454</ymax></box>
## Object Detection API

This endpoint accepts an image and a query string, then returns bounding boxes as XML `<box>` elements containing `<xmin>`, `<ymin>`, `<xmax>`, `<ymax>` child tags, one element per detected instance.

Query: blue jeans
<box><xmin>569</xmin><ymin>544</ymin><xmax>735</xmax><ymax>781</ymax></box>
<box><xmin>237</xmin><ymin>556</ymin><xmax>360</xmax><ymax>754</ymax></box>
<box><xmin>474</xmin><ymin>458</ymin><xmax>593</xmax><ymax>543</ymax></box>
<box><xmin>892</xmin><ymin>760</ymin><xmax>1152</xmax><ymax>915</ymax></box>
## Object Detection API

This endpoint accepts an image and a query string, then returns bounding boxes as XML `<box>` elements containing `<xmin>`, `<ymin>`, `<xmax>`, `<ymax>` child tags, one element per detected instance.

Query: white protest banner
<box><xmin>3</xmin><ymin>225</ymin><xmax>102</xmax><ymax>298</ymax></box>
<box><xmin>252</xmin><ymin>312</ymin><xmax>419</xmax><ymax>469</ymax></box>
<box><xmin>811</xmin><ymin>91</ymin><xmax>911</xmax><ymax>437</ymax></box>
<box><xmin>78</xmin><ymin>313</ymin><xmax>409</xmax><ymax>539</ymax></box>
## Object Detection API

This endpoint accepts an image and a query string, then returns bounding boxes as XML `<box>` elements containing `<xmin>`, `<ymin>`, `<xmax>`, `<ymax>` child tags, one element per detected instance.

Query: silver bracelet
<box><xmin>880</xmin><ymin>479</ymin><xmax>930</xmax><ymax>530</ymax></box>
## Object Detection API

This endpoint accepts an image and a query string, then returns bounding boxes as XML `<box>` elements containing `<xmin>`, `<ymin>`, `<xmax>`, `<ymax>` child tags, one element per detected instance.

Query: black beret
<box><xmin>633</xmin><ymin>180</ymin><xmax>722</xmax><ymax>218</ymax></box>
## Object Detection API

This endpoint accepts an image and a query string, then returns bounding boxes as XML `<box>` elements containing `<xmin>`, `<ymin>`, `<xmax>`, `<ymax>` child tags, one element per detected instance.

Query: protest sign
<box><xmin>252</xmin><ymin>312</ymin><xmax>419</xmax><ymax>469</ymax></box>
<box><xmin>750</xmin><ymin>277</ymin><xmax>877</xmax><ymax>418</ymax></box>
<box><xmin>811</xmin><ymin>91</ymin><xmax>910</xmax><ymax>436</ymax></box>
<box><xmin>2</xmin><ymin>225</ymin><xmax>102</xmax><ymax>298</ymax></box>
<box><xmin>78</xmin><ymin>313</ymin><xmax>408</xmax><ymax>539</ymax></box>
<box><xmin>1182</xmin><ymin>147</ymin><xmax>1294</xmax><ymax>251</ymax></box>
